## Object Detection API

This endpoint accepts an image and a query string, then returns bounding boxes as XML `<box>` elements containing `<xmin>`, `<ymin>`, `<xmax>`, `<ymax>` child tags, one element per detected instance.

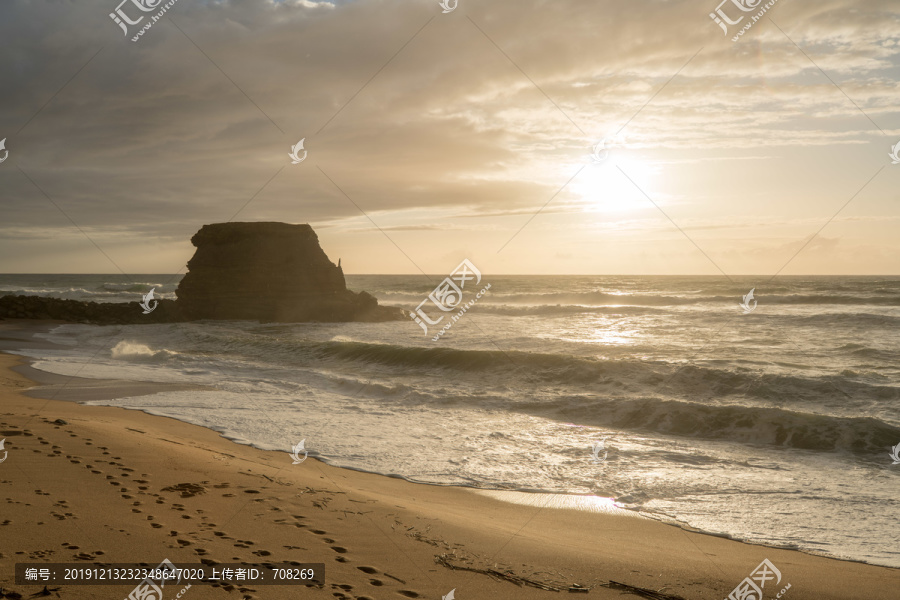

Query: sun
<box><xmin>571</xmin><ymin>153</ymin><xmax>658</xmax><ymax>215</ymax></box>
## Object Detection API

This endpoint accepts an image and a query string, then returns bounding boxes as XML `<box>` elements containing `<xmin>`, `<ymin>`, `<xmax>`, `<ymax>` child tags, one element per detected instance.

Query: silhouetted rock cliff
<box><xmin>176</xmin><ymin>222</ymin><xmax>401</xmax><ymax>322</ymax></box>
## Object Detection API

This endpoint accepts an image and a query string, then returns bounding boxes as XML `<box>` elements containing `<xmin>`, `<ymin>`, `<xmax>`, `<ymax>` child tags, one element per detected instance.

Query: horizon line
<box><xmin>2</xmin><ymin>273</ymin><xmax>899</xmax><ymax>278</ymax></box>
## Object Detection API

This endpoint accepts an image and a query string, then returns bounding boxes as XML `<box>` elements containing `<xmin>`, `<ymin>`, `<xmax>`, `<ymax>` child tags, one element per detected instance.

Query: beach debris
<box><xmin>53</xmin><ymin>419</ymin><xmax>67</xmax><ymax>425</ymax></box>
<box><xmin>383</xmin><ymin>572</ymin><xmax>406</xmax><ymax>584</ymax></box>
<box><xmin>435</xmin><ymin>553</ymin><xmax>562</xmax><ymax>592</ymax></box>
<box><xmin>568</xmin><ymin>583</ymin><xmax>590</xmax><ymax>593</ymax></box>
<box><xmin>0</xmin><ymin>588</ymin><xmax>24</xmax><ymax>599</ymax></box>
<box><xmin>603</xmin><ymin>580</ymin><xmax>687</xmax><ymax>600</ymax></box>
<box><xmin>28</xmin><ymin>587</ymin><xmax>60</xmax><ymax>598</ymax></box>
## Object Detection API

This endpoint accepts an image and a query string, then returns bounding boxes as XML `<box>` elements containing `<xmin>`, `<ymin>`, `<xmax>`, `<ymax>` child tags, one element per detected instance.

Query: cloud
<box><xmin>0</xmin><ymin>0</ymin><xmax>897</xmax><ymax>273</ymax></box>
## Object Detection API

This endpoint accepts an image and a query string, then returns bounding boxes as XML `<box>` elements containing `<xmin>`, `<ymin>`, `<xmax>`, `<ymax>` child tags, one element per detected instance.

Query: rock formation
<box><xmin>0</xmin><ymin>222</ymin><xmax>404</xmax><ymax>324</ymax></box>
<box><xmin>176</xmin><ymin>222</ymin><xmax>400</xmax><ymax>322</ymax></box>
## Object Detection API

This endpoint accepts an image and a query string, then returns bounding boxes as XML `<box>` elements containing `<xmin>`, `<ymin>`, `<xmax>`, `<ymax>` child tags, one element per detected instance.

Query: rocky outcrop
<box><xmin>0</xmin><ymin>295</ymin><xmax>183</xmax><ymax>324</ymax></box>
<box><xmin>0</xmin><ymin>222</ymin><xmax>404</xmax><ymax>325</ymax></box>
<box><xmin>176</xmin><ymin>222</ymin><xmax>402</xmax><ymax>322</ymax></box>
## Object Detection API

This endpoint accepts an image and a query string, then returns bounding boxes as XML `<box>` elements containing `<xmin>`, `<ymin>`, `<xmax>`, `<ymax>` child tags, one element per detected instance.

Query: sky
<box><xmin>0</xmin><ymin>0</ymin><xmax>898</xmax><ymax>275</ymax></box>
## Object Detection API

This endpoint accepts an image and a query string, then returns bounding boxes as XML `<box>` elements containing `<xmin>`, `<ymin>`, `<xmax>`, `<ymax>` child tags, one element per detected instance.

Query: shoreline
<box><xmin>0</xmin><ymin>321</ymin><xmax>897</xmax><ymax>599</ymax></box>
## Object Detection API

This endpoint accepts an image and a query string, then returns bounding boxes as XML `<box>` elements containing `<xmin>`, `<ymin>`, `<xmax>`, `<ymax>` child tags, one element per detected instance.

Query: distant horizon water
<box><xmin>2</xmin><ymin>274</ymin><xmax>899</xmax><ymax>568</ymax></box>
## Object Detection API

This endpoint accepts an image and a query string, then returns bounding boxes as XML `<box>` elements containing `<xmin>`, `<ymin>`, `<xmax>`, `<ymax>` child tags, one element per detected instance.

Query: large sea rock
<box><xmin>175</xmin><ymin>222</ymin><xmax>402</xmax><ymax>322</ymax></box>
<box><xmin>0</xmin><ymin>222</ymin><xmax>404</xmax><ymax>324</ymax></box>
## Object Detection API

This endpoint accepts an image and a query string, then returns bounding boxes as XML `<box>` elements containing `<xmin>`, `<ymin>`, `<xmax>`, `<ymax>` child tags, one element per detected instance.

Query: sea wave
<box><xmin>378</xmin><ymin>290</ymin><xmax>900</xmax><ymax>307</ymax></box>
<box><xmin>475</xmin><ymin>304</ymin><xmax>666</xmax><ymax>316</ymax></box>
<box><xmin>0</xmin><ymin>283</ymin><xmax>174</xmax><ymax>299</ymax></box>
<box><xmin>240</xmin><ymin>339</ymin><xmax>898</xmax><ymax>408</ymax></box>
<box><xmin>99</xmin><ymin>282</ymin><xmax>166</xmax><ymax>292</ymax></box>
<box><xmin>517</xmin><ymin>395</ymin><xmax>900</xmax><ymax>455</ymax></box>
<box><xmin>111</xmin><ymin>340</ymin><xmax>180</xmax><ymax>362</ymax></box>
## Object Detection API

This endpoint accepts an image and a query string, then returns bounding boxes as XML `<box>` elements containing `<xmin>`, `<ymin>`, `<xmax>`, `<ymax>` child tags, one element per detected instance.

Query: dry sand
<box><xmin>0</xmin><ymin>322</ymin><xmax>897</xmax><ymax>600</ymax></box>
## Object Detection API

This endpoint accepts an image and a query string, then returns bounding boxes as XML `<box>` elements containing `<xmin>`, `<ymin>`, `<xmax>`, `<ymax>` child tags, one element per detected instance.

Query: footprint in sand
<box><xmin>161</xmin><ymin>483</ymin><xmax>206</xmax><ymax>498</ymax></box>
<box><xmin>330</xmin><ymin>546</ymin><xmax>348</xmax><ymax>554</ymax></box>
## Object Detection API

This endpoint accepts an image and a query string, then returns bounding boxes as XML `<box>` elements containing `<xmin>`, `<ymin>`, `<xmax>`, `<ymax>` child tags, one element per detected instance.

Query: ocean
<box><xmin>1</xmin><ymin>273</ymin><xmax>898</xmax><ymax>568</ymax></box>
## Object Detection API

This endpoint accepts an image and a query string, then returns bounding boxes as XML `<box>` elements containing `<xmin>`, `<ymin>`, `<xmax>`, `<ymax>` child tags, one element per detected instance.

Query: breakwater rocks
<box><xmin>0</xmin><ymin>294</ymin><xmax>183</xmax><ymax>324</ymax></box>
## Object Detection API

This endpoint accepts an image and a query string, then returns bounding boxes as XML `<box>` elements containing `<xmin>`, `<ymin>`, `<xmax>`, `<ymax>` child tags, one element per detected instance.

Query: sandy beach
<box><xmin>0</xmin><ymin>321</ymin><xmax>896</xmax><ymax>600</ymax></box>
